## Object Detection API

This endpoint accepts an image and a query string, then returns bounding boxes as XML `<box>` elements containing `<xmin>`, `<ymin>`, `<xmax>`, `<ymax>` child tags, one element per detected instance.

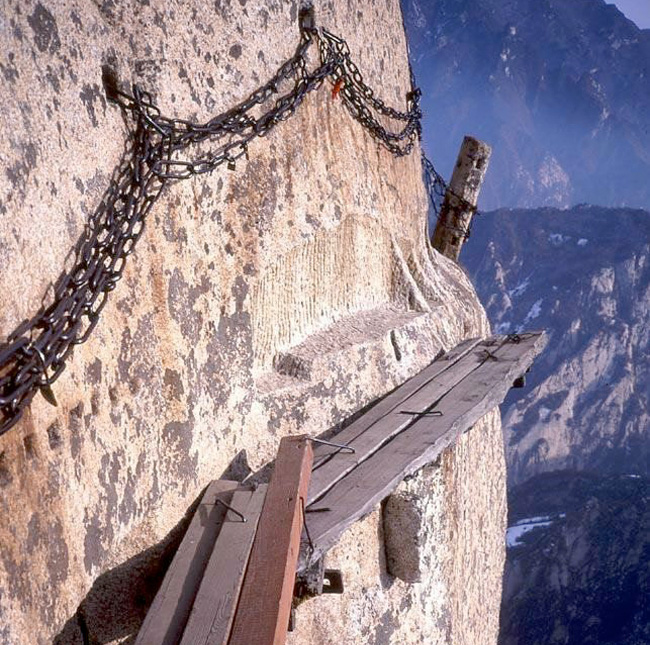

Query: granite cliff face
<box><xmin>402</xmin><ymin>0</ymin><xmax>650</xmax><ymax>210</ymax></box>
<box><xmin>0</xmin><ymin>2</ymin><xmax>504</xmax><ymax>644</ymax></box>
<box><xmin>463</xmin><ymin>206</ymin><xmax>650</xmax><ymax>486</ymax></box>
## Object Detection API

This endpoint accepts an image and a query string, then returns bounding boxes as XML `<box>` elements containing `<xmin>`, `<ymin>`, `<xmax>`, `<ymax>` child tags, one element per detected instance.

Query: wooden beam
<box><xmin>432</xmin><ymin>135</ymin><xmax>491</xmax><ymax>261</ymax></box>
<box><xmin>228</xmin><ymin>436</ymin><xmax>313</xmax><ymax>645</ymax></box>
<box><xmin>310</xmin><ymin>336</ymin><xmax>481</xmax><ymax>468</ymax></box>
<box><xmin>308</xmin><ymin>337</ymin><xmax>486</xmax><ymax>504</ymax></box>
<box><xmin>135</xmin><ymin>480</ymin><xmax>239</xmax><ymax>645</ymax></box>
<box><xmin>300</xmin><ymin>332</ymin><xmax>546</xmax><ymax>570</ymax></box>
<box><xmin>179</xmin><ymin>485</ymin><xmax>268</xmax><ymax>645</ymax></box>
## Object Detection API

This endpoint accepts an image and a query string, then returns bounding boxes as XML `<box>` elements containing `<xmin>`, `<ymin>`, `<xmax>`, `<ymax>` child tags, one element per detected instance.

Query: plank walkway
<box><xmin>136</xmin><ymin>332</ymin><xmax>545</xmax><ymax>643</ymax></box>
<box><xmin>136</xmin><ymin>437</ymin><xmax>312</xmax><ymax>645</ymax></box>
<box><xmin>180</xmin><ymin>486</ymin><xmax>268</xmax><ymax>645</ymax></box>
<box><xmin>307</xmin><ymin>336</ymin><xmax>483</xmax><ymax>504</ymax></box>
<box><xmin>135</xmin><ymin>481</ymin><xmax>242</xmax><ymax>645</ymax></box>
<box><xmin>300</xmin><ymin>331</ymin><xmax>546</xmax><ymax>569</ymax></box>
<box><xmin>229</xmin><ymin>436</ymin><xmax>313</xmax><ymax>645</ymax></box>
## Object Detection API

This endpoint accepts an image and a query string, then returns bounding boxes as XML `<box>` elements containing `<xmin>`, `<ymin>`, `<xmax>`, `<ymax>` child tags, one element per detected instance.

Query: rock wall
<box><xmin>0</xmin><ymin>1</ymin><xmax>503</xmax><ymax>643</ymax></box>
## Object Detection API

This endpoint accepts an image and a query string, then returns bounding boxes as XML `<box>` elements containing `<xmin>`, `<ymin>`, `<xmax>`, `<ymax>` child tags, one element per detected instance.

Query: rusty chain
<box><xmin>422</xmin><ymin>152</ymin><xmax>480</xmax><ymax>240</ymax></box>
<box><xmin>0</xmin><ymin>13</ymin><xmax>449</xmax><ymax>436</ymax></box>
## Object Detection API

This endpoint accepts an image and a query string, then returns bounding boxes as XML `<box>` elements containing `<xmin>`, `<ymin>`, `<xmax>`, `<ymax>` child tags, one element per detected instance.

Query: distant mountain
<box><xmin>501</xmin><ymin>471</ymin><xmax>650</xmax><ymax>645</ymax></box>
<box><xmin>402</xmin><ymin>0</ymin><xmax>650</xmax><ymax>210</ymax></box>
<box><xmin>462</xmin><ymin>205</ymin><xmax>650</xmax><ymax>485</ymax></box>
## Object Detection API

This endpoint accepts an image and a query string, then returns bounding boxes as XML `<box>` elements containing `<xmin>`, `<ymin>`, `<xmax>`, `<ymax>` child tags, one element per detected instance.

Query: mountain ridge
<box><xmin>502</xmin><ymin>470</ymin><xmax>650</xmax><ymax>645</ymax></box>
<box><xmin>403</xmin><ymin>0</ymin><xmax>650</xmax><ymax>210</ymax></box>
<box><xmin>462</xmin><ymin>205</ymin><xmax>650</xmax><ymax>485</ymax></box>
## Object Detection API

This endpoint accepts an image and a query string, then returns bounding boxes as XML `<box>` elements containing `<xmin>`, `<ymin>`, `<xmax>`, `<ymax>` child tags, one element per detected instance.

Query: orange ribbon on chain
<box><xmin>331</xmin><ymin>78</ymin><xmax>344</xmax><ymax>100</ymax></box>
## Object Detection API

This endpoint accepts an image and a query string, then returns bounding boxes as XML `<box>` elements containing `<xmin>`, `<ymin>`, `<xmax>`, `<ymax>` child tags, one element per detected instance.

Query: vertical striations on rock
<box><xmin>0</xmin><ymin>1</ymin><xmax>504</xmax><ymax>643</ymax></box>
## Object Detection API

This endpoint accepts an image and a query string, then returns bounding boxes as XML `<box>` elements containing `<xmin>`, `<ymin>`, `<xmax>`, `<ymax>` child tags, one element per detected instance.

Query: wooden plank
<box><xmin>135</xmin><ymin>480</ymin><xmax>240</xmax><ymax>645</ymax></box>
<box><xmin>307</xmin><ymin>336</ymin><xmax>502</xmax><ymax>504</ymax></box>
<box><xmin>307</xmin><ymin>337</ymin><xmax>482</xmax><ymax>500</ymax></box>
<box><xmin>180</xmin><ymin>485</ymin><xmax>268</xmax><ymax>645</ymax></box>
<box><xmin>300</xmin><ymin>332</ymin><xmax>546</xmax><ymax>570</ymax></box>
<box><xmin>311</xmin><ymin>336</ymin><xmax>482</xmax><ymax>468</ymax></box>
<box><xmin>228</xmin><ymin>436</ymin><xmax>313</xmax><ymax>645</ymax></box>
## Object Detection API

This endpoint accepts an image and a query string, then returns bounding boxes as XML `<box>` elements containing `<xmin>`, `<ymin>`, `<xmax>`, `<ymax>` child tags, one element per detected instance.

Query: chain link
<box><xmin>0</xmin><ymin>20</ymin><xmax>445</xmax><ymax>436</ymax></box>
<box><xmin>422</xmin><ymin>150</ymin><xmax>480</xmax><ymax>240</ymax></box>
<box><xmin>422</xmin><ymin>153</ymin><xmax>447</xmax><ymax>220</ymax></box>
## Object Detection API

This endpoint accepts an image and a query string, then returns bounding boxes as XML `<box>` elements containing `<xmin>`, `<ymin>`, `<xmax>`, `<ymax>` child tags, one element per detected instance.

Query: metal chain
<box><xmin>422</xmin><ymin>153</ymin><xmax>447</xmax><ymax>219</ymax></box>
<box><xmin>0</xmin><ymin>19</ymin><xmax>445</xmax><ymax>436</ymax></box>
<box><xmin>422</xmin><ymin>152</ymin><xmax>480</xmax><ymax>240</ymax></box>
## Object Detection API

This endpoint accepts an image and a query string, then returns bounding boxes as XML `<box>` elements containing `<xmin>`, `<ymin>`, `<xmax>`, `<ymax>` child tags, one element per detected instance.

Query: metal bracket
<box><xmin>399</xmin><ymin>409</ymin><xmax>443</xmax><ymax>417</ymax></box>
<box><xmin>295</xmin><ymin>557</ymin><xmax>325</xmax><ymax>598</ymax></box>
<box><xmin>294</xmin><ymin>557</ymin><xmax>344</xmax><ymax>599</ymax></box>
<box><xmin>322</xmin><ymin>569</ymin><xmax>344</xmax><ymax>594</ymax></box>
<box><xmin>214</xmin><ymin>498</ymin><xmax>247</xmax><ymax>523</ymax></box>
<box><xmin>299</xmin><ymin>3</ymin><xmax>315</xmax><ymax>31</ymax></box>
<box><xmin>308</xmin><ymin>436</ymin><xmax>356</xmax><ymax>454</ymax></box>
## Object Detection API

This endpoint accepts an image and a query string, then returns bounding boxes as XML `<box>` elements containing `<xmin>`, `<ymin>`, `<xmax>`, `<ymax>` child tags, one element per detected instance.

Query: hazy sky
<box><xmin>611</xmin><ymin>0</ymin><xmax>650</xmax><ymax>28</ymax></box>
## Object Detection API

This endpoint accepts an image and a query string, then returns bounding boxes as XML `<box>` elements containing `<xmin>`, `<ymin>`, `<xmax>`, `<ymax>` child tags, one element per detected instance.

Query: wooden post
<box><xmin>431</xmin><ymin>135</ymin><xmax>491</xmax><ymax>262</ymax></box>
<box><xmin>228</xmin><ymin>436</ymin><xmax>313</xmax><ymax>645</ymax></box>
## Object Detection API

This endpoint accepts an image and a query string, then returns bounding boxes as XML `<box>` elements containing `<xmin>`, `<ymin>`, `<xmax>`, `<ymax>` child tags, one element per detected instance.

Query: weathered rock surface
<box><xmin>463</xmin><ymin>206</ymin><xmax>650</xmax><ymax>486</ymax></box>
<box><xmin>0</xmin><ymin>1</ymin><xmax>503</xmax><ymax>643</ymax></box>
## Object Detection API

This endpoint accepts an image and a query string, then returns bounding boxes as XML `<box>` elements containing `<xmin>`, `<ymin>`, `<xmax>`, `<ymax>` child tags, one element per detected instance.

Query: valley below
<box><xmin>462</xmin><ymin>205</ymin><xmax>650</xmax><ymax>644</ymax></box>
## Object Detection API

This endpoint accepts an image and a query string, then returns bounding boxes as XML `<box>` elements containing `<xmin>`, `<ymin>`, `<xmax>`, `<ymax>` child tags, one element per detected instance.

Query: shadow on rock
<box><xmin>53</xmin><ymin>450</ymin><xmax>251</xmax><ymax>645</ymax></box>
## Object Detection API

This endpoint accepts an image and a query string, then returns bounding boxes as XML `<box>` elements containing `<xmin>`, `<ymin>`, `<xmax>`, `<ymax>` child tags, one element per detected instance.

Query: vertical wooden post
<box><xmin>228</xmin><ymin>436</ymin><xmax>313</xmax><ymax>645</ymax></box>
<box><xmin>431</xmin><ymin>135</ymin><xmax>491</xmax><ymax>262</ymax></box>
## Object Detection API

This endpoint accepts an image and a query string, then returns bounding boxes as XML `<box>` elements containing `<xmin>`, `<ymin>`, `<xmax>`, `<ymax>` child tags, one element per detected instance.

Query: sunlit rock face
<box><xmin>462</xmin><ymin>205</ymin><xmax>650</xmax><ymax>485</ymax></box>
<box><xmin>0</xmin><ymin>1</ymin><xmax>503</xmax><ymax>643</ymax></box>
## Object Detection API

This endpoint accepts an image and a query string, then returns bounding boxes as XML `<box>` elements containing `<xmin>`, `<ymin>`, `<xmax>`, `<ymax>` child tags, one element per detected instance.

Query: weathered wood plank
<box><xmin>135</xmin><ymin>480</ymin><xmax>240</xmax><ymax>645</ymax></box>
<box><xmin>308</xmin><ymin>337</ymin><xmax>483</xmax><ymax>503</ymax></box>
<box><xmin>308</xmin><ymin>336</ymin><xmax>507</xmax><ymax>504</ymax></box>
<box><xmin>311</xmin><ymin>336</ymin><xmax>481</xmax><ymax>467</ymax></box>
<box><xmin>228</xmin><ymin>436</ymin><xmax>313</xmax><ymax>645</ymax></box>
<box><xmin>300</xmin><ymin>332</ymin><xmax>546</xmax><ymax>569</ymax></box>
<box><xmin>179</xmin><ymin>485</ymin><xmax>267</xmax><ymax>645</ymax></box>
